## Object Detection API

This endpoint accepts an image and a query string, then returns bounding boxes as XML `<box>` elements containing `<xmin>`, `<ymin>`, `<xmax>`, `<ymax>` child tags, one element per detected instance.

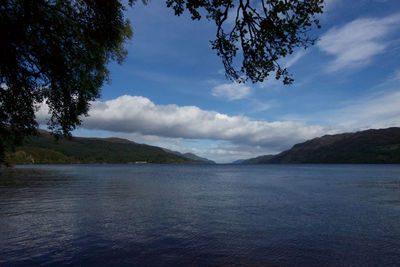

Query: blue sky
<box><xmin>38</xmin><ymin>0</ymin><xmax>400</xmax><ymax>162</ymax></box>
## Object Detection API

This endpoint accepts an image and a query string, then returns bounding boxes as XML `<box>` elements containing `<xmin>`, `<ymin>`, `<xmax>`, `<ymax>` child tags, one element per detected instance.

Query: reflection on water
<box><xmin>0</xmin><ymin>164</ymin><xmax>400</xmax><ymax>266</ymax></box>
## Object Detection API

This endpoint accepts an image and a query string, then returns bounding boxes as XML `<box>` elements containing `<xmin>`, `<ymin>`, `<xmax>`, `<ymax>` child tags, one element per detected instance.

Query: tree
<box><xmin>0</xmin><ymin>0</ymin><xmax>132</xmax><ymax>161</ymax></box>
<box><xmin>0</xmin><ymin>0</ymin><xmax>324</xmax><ymax>163</ymax></box>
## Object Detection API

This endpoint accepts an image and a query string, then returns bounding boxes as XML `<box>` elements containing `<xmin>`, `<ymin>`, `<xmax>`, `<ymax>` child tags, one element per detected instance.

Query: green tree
<box><xmin>0</xmin><ymin>0</ymin><xmax>324</xmax><ymax>163</ymax></box>
<box><xmin>1</xmin><ymin>0</ymin><xmax>132</xmax><ymax>162</ymax></box>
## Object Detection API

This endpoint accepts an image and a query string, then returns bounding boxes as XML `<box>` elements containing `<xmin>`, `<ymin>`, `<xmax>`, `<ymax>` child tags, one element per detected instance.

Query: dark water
<box><xmin>0</xmin><ymin>164</ymin><xmax>399</xmax><ymax>266</ymax></box>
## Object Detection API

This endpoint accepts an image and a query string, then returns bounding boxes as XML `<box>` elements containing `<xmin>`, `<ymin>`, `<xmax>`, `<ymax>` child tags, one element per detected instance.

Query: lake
<box><xmin>0</xmin><ymin>164</ymin><xmax>399</xmax><ymax>266</ymax></box>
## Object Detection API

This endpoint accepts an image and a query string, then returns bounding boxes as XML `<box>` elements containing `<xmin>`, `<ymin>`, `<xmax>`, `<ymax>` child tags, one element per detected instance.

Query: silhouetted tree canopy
<box><xmin>0</xmin><ymin>0</ymin><xmax>324</xmax><ymax>163</ymax></box>
<box><xmin>0</xmin><ymin>0</ymin><xmax>132</xmax><ymax>161</ymax></box>
<box><xmin>165</xmin><ymin>0</ymin><xmax>323</xmax><ymax>84</ymax></box>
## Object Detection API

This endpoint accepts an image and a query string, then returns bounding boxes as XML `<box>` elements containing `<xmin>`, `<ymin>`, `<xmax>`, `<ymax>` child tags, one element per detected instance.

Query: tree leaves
<box><xmin>0</xmin><ymin>0</ymin><xmax>132</xmax><ymax>137</ymax></box>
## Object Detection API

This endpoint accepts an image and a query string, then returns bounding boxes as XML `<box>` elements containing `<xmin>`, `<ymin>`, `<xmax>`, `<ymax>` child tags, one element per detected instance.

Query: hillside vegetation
<box><xmin>5</xmin><ymin>130</ymin><xmax>201</xmax><ymax>165</ymax></box>
<box><xmin>242</xmin><ymin>128</ymin><xmax>400</xmax><ymax>164</ymax></box>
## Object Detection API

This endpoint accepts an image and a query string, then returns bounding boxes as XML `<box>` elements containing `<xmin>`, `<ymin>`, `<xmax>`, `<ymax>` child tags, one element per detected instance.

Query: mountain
<box><xmin>242</xmin><ymin>127</ymin><xmax>400</xmax><ymax>164</ymax></box>
<box><xmin>241</xmin><ymin>155</ymin><xmax>275</xmax><ymax>164</ymax></box>
<box><xmin>5</xmin><ymin>130</ymin><xmax>202</xmax><ymax>165</ymax></box>
<box><xmin>164</xmin><ymin>149</ymin><xmax>215</xmax><ymax>164</ymax></box>
<box><xmin>180</xmin><ymin>153</ymin><xmax>216</xmax><ymax>164</ymax></box>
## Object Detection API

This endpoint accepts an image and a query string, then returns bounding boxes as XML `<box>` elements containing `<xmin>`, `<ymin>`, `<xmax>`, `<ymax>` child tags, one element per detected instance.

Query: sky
<box><xmin>39</xmin><ymin>0</ymin><xmax>400</xmax><ymax>163</ymax></box>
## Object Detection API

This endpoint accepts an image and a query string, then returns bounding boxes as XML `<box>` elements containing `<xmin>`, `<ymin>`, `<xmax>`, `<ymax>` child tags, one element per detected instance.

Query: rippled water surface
<box><xmin>1</xmin><ymin>164</ymin><xmax>400</xmax><ymax>266</ymax></box>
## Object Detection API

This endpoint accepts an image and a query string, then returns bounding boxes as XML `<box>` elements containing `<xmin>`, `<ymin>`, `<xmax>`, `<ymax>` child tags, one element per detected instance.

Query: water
<box><xmin>0</xmin><ymin>164</ymin><xmax>399</xmax><ymax>266</ymax></box>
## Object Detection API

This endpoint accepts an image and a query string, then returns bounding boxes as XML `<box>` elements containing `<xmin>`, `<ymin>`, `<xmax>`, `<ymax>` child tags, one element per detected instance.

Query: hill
<box><xmin>5</xmin><ymin>130</ymin><xmax>208</xmax><ymax>165</ymax></box>
<box><xmin>240</xmin><ymin>155</ymin><xmax>274</xmax><ymax>164</ymax></box>
<box><xmin>241</xmin><ymin>127</ymin><xmax>400</xmax><ymax>164</ymax></box>
<box><xmin>161</xmin><ymin>148</ymin><xmax>216</xmax><ymax>164</ymax></box>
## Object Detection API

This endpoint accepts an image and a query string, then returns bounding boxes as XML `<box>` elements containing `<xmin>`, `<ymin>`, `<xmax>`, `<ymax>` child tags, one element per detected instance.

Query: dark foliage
<box><xmin>241</xmin><ymin>154</ymin><xmax>274</xmax><ymax>164</ymax></box>
<box><xmin>1</xmin><ymin>0</ymin><xmax>132</xmax><ymax>162</ymax></box>
<box><xmin>5</xmin><ymin>130</ymin><xmax>196</xmax><ymax>164</ymax></box>
<box><xmin>242</xmin><ymin>128</ymin><xmax>400</xmax><ymax>164</ymax></box>
<box><xmin>166</xmin><ymin>0</ymin><xmax>324</xmax><ymax>84</ymax></box>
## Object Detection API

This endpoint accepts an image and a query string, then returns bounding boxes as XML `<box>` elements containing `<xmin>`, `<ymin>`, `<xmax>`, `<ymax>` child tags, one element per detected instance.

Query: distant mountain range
<box><xmin>7</xmin><ymin>127</ymin><xmax>400</xmax><ymax>165</ymax></box>
<box><xmin>241</xmin><ymin>127</ymin><xmax>400</xmax><ymax>164</ymax></box>
<box><xmin>231</xmin><ymin>159</ymin><xmax>245</xmax><ymax>164</ymax></box>
<box><xmin>5</xmin><ymin>130</ymin><xmax>214</xmax><ymax>165</ymax></box>
<box><xmin>171</xmin><ymin>152</ymin><xmax>216</xmax><ymax>164</ymax></box>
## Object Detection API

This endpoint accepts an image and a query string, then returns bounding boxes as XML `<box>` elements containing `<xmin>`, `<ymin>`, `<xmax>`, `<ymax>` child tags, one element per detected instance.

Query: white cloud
<box><xmin>189</xmin><ymin>142</ymin><xmax>284</xmax><ymax>163</ymax></box>
<box><xmin>37</xmin><ymin>95</ymin><xmax>324</xmax><ymax>153</ymax></box>
<box><xmin>332</xmin><ymin>69</ymin><xmax>400</xmax><ymax>130</ymax></box>
<box><xmin>317</xmin><ymin>13</ymin><xmax>400</xmax><ymax>72</ymax></box>
<box><xmin>247</xmin><ymin>99</ymin><xmax>278</xmax><ymax>114</ymax></box>
<box><xmin>282</xmin><ymin>49</ymin><xmax>308</xmax><ymax>68</ymax></box>
<box><xmin>391</xmin><ymin>69</ymin><xmax>400</xmax><ymax>81</ymax></box>
<box><xmin>334</xmin><ymin>90</ymin><xmax>400</xmax><ymax>130</ymax></box>
<box><xmin>211</xmin><ymin>82</ymin><xmax>251</xmax><ymax>101</ymax></box>
<box><xmin>296</xmin><ymin>69</ymin><xmax>400</xmax><ymax>131</ymax></box>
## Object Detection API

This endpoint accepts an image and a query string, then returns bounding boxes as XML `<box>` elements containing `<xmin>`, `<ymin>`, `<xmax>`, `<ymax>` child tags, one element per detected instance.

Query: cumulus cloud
<box><xmin>211</xmin><ymin>82</ymin><xmax>251</xmax><ymax>101</ymax></box>
<box><xmin>37</xmin><ymin>95</ymin><xmax>325</xmax><ymax>152</ymax></box>
<box><xmin>317</xmin><ymin>13</ymin><xmax>400</xmax><ymax>72</ymax></box>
